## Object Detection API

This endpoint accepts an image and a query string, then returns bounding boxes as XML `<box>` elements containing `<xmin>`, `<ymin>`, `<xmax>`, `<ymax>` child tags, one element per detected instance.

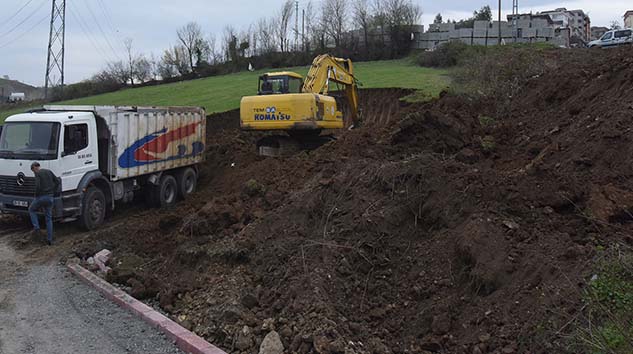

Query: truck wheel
<box><xmin>80</xmin><ymin>187</ymin><xmax>106</xmax><ymax>230</ymax></box>
<box><xmin>158</xmin><ymin>175</ymin><xmax>178</xmax><ymax>208</ymax></box>
<box><xmin>176</xmin><ymin>168</ymin><xmax>197</xmax><ymax>199</ymax></box>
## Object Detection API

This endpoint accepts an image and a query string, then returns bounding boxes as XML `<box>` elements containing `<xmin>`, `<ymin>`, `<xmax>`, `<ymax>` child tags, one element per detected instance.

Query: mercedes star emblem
<box><xmin>16</xmin><ymin>172</ymin><xmax>25</xmax><ymax>186</ymax></box>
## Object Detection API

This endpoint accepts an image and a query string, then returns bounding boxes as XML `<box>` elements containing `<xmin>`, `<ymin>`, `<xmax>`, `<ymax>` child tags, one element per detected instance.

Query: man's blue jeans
<box><xmin>29</xmin><ymin>195</ymin><xmax>54</xmax><ymax>242</ymax></box>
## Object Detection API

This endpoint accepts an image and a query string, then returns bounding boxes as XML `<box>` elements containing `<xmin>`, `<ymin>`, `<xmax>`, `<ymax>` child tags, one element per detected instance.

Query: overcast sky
<box><xmin>0</xmin><ymin>0</ymin><xmax>630</xmax><ymax>86</ymax></box>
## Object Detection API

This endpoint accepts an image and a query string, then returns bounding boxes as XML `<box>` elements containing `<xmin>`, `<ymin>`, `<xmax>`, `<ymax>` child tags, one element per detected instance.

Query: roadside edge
<box><xmin>67</xmin><ymin>263</ymin><xmax>227</xmax><ymax>354</ymax></box>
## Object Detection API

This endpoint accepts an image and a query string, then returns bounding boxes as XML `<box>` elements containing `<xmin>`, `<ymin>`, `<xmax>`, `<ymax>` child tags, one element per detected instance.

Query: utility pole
<box><xmin>512</xmin><ymin>0</ymin><xmax>519</xmax><ymax>43</ymax></box>
<box><xmin>294</xmin><ymin>0</ymin><xmax>299</xmax><ymax>51</ymax></box>
<box><xmin>302</xmin><ymin>9</ymin><xmax>305</xmax><ymax>52</ymax></box>
<box><xmin>44</xmin><ymin>0</ymin><xmax>66</xmax><ymax>99</ymax></box>
<box><xmin>498</xmin><ymin>0</ymin><xmax>502</xmax><ymax>45</ymax></box>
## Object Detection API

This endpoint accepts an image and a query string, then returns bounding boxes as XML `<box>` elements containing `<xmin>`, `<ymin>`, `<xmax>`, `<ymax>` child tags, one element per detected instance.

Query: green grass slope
<box><xmin>1</xmin><ymin>59</ymin><xmax>449</xmax><ymax>123</ymax></box>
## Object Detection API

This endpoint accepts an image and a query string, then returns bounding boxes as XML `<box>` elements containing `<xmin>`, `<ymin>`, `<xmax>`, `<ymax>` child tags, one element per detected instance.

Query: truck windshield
<box><xmin>0</xmin><ymin>122</ymin><xmax>60</xmax><ymax>160</ymax></box>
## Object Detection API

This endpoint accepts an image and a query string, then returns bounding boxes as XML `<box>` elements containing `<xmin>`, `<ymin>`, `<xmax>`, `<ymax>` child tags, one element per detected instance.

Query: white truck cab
<box><xmin>0</xmin><ymin>106</ymin><xmax>206</xmax><ymax>229</ymax></box>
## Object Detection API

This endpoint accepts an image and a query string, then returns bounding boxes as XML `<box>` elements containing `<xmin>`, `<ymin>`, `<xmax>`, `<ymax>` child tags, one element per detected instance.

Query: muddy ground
<box><xmin>9</xmin><ymin>47</ymin><xmax>633</xmax><ymax>354</ymax></box>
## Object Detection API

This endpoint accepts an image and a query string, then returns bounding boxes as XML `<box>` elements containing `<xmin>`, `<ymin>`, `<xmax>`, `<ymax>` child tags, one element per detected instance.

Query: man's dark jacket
<box><xmin>35</xmin><ymin>169</ymin><xmax>60</xmax><ymax>197</ymax></box>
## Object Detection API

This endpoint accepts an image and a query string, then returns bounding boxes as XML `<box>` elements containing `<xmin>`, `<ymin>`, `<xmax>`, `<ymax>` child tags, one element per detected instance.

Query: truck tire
<box><xmin>176</xmin><ymin>168</ymin><xmax>197</xmax><ymax>199</ymax></box>
<box><xmin>80</xmin><ymin>187</ymin><xmax>106</xmax><ymax>230</ymax></box>
<box><xmin>158</xmin><ymin>175</ymin><xmax>178</xmax><ymax>208</ymax></box>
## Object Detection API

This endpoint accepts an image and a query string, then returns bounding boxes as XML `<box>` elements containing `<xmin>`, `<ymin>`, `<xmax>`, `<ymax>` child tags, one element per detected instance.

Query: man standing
<box><xmin>28</xmin><ymin>162</ymin><xmax>59</xmax><ymax>245</ymax></box>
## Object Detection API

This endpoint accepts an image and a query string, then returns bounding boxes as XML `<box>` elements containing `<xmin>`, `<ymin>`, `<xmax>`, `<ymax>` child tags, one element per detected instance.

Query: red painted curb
<box><xmin>67</xmin><ymin>263</ymin><xmax>227</xmax><ymax>354</ymax></box>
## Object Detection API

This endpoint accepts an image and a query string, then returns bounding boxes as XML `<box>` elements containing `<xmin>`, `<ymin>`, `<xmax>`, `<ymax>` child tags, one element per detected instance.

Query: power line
<box><xmin>67</xmin><ymin>5</ymin><xmax>117</xmax><ymax>63</ymax></box>
<box><xmin>81</xmin><ymin>0</ymin><xmax>122</xmax><ymax>61</ymax></box>
<box><xmin>0</xmin><ymin>0</ymin><xmax>35</xmax><ymax>29</ymax></box>
<box><xmin>0</xmin><ymin>0</ymin><xmax>48</xmax><ymax>40</ymax></box>
<box><xmin>0</xmin><ymin>12</ymin><xmax>48</xmax><ymax>50</ymax></box>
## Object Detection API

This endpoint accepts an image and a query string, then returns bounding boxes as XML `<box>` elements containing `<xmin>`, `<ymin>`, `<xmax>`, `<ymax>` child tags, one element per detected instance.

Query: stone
<box><xmin>261</xmin><ymin>318</ymin><xmax>275</xmax><ymax>331</ymax></box>
<box><xmin>241</xmin><ymin>293</ymin><xmax>260</xmax><ymax>309</ymax></box>
<box><xmin>235</xmin><ymin>326</ymin><xmax>254</xmax><ymax>351</ymax></box>
<box><xmin>279</xmin><ymin>325</ymin><xmax>293</xmax><ymax>338</ymax></box>
<box><xmin>221</xmin><ymin>308</ymin><xmax>241</xmax><ymax>324</ymax></box>
<box><xmin>259</xmin><ymin>331</ymin><xmax>284</xmax><ymax>354</ymax></box>
<box><xmin>313</xmin><ymin>336</ymin><xmax>329</xmax><ymax>353</ymax></box>
<box><xmin>431</xmin><ymin>313</ymin><xmax>451</xmax><ymax>334</ymax></box>
<box><xmin>93</xmin><ymin>249</ymin><xmax>112</xmax><ymax>273</ymax></box>
<box><xmin>456</xmin><ymin>148</ymin><xmax>479</xmax><ymax>164</ymax></box>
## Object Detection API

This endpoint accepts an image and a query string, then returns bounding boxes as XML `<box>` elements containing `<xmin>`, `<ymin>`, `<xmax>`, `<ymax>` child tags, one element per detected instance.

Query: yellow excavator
<box><xmin>240</xmin><ymin>54</ymin><xmax>360</xmax><ymax>156</ymax></box>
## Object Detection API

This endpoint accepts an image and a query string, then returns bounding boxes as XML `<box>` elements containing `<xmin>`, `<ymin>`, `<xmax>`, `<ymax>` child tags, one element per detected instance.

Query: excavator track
<box><xmin>256</xmin><ymin>134</ymin><xmax>335</xmax><ymax>157</ymax></box>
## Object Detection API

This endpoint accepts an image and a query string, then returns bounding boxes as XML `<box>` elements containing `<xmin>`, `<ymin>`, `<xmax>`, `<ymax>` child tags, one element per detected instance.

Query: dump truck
<box><xmin>0</xmin><ymin>105</ymin><xmax>206</xmax><ymax>229</ymax></box>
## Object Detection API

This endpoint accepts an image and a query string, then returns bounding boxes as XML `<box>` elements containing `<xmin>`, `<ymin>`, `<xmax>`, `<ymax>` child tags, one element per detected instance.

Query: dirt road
<box><xmin>0</xmin><ymin>229</ymin><xmax>183</xmax><ymax>354</ymax></box>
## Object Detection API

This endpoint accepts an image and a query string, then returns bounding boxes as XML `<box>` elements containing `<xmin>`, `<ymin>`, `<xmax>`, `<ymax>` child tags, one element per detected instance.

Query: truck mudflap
<box><xmin>0</xmin><ymin>194</ymin><xmax>64</xmax><ymax>218</ymax></box>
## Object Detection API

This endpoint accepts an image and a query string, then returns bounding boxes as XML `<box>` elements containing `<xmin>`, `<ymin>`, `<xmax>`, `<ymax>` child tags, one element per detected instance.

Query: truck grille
<box><xmin>0</xmin><ymin>175</ymin><xmax>36</xmax><ymax>196</ymax></box>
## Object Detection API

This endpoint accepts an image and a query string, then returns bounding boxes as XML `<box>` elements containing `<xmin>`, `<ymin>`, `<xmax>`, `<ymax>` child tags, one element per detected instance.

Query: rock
<box><xmin>241</xmin><ymin>293</ymin><xmax>260</xmax><ymax>309</ymax></box>
<box><xmin>279</xmin><ymin>325</ymin><xmax>293</xmax><ymax>338</ymax></box>
<box><xmin>431</xmin><ymin>313</ymin><xmax>451</xmax><ymax>334</ymax></box>
<box><xmin>259</xmin><ymin>331</ymin><xmax>284</xmax><ymax>354</ymax></box>
<box><xmin>221</xmin><ymin>308</ymin><xmax>241</xmax><ymax>324</ymax></box>
<box><xmin>456</xmin><ymin>148</ymin><xmax>479</xmax><ymax>164</ymax></box>
<box><xmin>93</xmin><ymin>249</ymin><xmax>112</xmax><ymax>273</ymax></box>
<box><xmin>313</xmin><ymin>336</ymin><xmax>329</xmax><ymax>354</ymax></box>
<box><xmin>502</xmin><ymin>220</ymin><xmax>520</xmax><ymax>230</ymax></box>
<box><xmin>290</xmin><ymin>335</ymin><xmax>302</xmax><ymax>352</ymax></box>
<box><xmin>478</xmin><ymin>333</ymin><xmax>491</xmax><ymax>343</ymax></box>
<box><xmin>235</xmin><ymin>326</ymin><xmax>254</xmax><ymax>351</ymax></box>
<box><xmin>261</xmin><ymin>318</ymin><xmax>275</xmax><ymax>331</ymax></box>
<box><xmin>367</xmin><ymin>337</ymin><xmax>390</xmax><ymax>354</ymax></box>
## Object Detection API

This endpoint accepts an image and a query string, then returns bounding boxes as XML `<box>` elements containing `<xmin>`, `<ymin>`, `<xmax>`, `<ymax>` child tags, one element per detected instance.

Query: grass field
<box><xmin>0</xmin><ymin>59</ymin><xmax>449</xmax><ymax>123</ymax></box>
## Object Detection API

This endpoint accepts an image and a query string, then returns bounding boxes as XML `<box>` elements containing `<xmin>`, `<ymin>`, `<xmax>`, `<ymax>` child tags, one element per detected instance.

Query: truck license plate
<box><xmin>12</xmin><ymin>200</ymin><xmax>28</xmax><ymax>207</ymax></box>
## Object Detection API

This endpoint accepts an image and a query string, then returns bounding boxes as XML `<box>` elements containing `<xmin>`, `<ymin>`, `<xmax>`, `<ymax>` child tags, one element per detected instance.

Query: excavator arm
<box><xmin>302</xmin><ymin>54</ymin><xmax>360</xmax><ymax>125</ymax></box>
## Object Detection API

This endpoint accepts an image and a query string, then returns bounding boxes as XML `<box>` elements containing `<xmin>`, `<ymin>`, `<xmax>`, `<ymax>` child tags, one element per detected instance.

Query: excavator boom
<box><xmin>302</xmin><ymin>55</ymin><xmax>360</xmax><ymax>125</ymax></box>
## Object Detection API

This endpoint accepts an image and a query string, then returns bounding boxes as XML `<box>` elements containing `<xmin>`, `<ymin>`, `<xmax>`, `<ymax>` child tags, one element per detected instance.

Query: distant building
<box><xmin>591</xmin><ymin>26</ymin><xmax>609</xmax><ymax>40</ymax></box>
<box><xmin>625</xmin><ymin>11</ymin><xmax>633</xmax><ymax>29</ymax></box>
<box><xmin>539</xmin><ymin>8</ymin><xmax>591</xmax><ymax>43</ymax></box>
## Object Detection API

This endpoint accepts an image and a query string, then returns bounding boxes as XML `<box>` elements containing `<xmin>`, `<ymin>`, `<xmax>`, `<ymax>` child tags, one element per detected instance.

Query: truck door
<box><xmin>60</xmin><ymin>120</ymin><xmax>99</xmax><ymax>192</ymax></box>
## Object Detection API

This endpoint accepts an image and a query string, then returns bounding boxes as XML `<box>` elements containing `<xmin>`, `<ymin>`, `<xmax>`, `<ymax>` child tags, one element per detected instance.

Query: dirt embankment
<box><xmin>63</xmin><ymin>48</ymin><xmax>633</xmax><ymax>354</ymax></box>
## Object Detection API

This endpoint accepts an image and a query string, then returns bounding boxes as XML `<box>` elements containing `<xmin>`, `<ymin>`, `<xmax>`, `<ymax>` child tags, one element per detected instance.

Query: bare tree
<box><xmin>162</xmin><ymin>45</ymin><xmax>190</xmax><ymax>75</ymax></box>
<box><xmin>323</xmin><ymin>0</ymin><xmax>348</xmax><ymax>48</ymax></box>
<box><xmin>177</xmin><ymin>22</ymin><xmax>206</xmax><ymax>72</ymax></box>
<box><xmin>222</xmin><ymin>25</ymin><xmax>238</xmax><ymax>62</ymax></box>
<box><xmin>257</xmin><ymin>18</ymin><xmax>277</xmax><ymax>54</ymax></box>
<box><xmin>353</xmin><ymin>0</ymin><xmax>372</xmax><ymax>55</ymax></box>
<box><xmin>303</xmin><ymin>1</ymin><xmax>315</xmax><ymax>51</ymax></box>
<box><xmin>372</xmin><ymin>0</ymin><xmax>388</xmax><ymax>49</ymax></box>
<box><xmin>206</xmin><ymin>34</ymin><xmax>219</xmax><ymax>64</ymax></box>
<box><xmin>133</xmin><ymin>55</ymin><xmax>152</xmax><ymax>83</ymax></box>
<box><xmin>276</xmin><ymin>0</ymin><xmax>294</xmax><ymax>52</ymax></box>
<box><xmin>383</xmin><ymin>0</ymin><xmax>422</xmax><ymax>56</ymax></box>
<box><xmin>124</xmin><ymin>38</ymin><xmax>135</xmax><ymax>85</ymax></box>
<box><xmin>106</xmin><ymin>61</ymin><xmax>129</xmax><ymax>85</ymax></box>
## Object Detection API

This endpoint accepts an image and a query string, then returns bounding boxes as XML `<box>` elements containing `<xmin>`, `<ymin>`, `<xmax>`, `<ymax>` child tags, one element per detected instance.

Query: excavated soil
<box><xmin>49</xmin><ymin>48</ymin><xmax>633</xmax><ymax>353</ymax></box>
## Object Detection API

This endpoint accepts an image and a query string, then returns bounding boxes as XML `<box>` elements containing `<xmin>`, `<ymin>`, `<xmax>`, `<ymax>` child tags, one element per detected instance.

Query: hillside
<box><xmin>0</xmin><ymin>59</ymin><xmax>449</xmax><ymax>123</ymax></box>
<box><xmin>0</xmin><ymin>78</ymin><xmax>44</xmax><ymax>101</ymax></box>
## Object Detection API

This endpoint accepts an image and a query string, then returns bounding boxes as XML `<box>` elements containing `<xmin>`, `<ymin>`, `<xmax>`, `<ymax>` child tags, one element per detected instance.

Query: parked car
<box><xmin>588</xmin><ymin>29</ymin><xmax>633</xmax><ymax>48</ymax></box>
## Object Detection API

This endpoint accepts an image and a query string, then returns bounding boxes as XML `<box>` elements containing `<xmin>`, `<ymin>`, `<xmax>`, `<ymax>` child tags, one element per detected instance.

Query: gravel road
<box><xmin>0</xmin><ymin>234</ymin><xmax>184</xmax><ymax>354</ymax></box>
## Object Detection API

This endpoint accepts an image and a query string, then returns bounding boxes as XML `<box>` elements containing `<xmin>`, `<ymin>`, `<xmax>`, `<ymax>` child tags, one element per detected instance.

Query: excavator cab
<box><xmin>258</xmin><ymin>72</ymin><xmax>303</xmax><ymax>95</ymax></box>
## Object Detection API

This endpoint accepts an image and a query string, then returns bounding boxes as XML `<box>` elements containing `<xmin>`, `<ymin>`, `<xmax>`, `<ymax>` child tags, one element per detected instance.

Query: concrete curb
<box><xmin>67</xmin><ymin>263</ymin><xmax>227</xmax><ymax>354</ymax></box>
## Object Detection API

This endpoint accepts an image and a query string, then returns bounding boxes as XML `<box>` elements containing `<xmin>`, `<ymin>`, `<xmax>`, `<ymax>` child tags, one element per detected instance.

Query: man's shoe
<box><xmin>46</xmin><ymin>240</ymin><xmax>53</xmax><ymax>246</ymax></box>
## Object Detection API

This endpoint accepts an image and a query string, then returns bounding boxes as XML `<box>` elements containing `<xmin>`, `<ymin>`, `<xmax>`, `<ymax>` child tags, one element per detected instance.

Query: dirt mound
<box><xmin>57</xmin><ymin>52</ymin><xmax>633</xmax><ymax>354</ymax></box>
